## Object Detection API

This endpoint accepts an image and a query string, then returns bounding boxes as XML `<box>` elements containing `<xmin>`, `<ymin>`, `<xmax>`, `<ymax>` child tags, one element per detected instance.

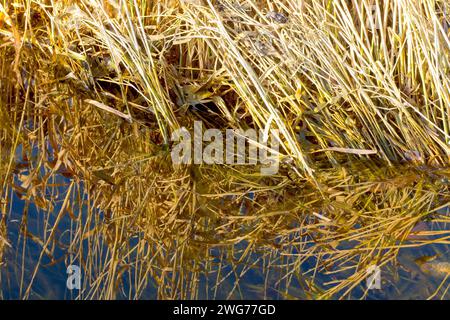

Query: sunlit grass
<box><xmin>0</xmin><ymin>0</ymin><xmax>449</xmax><ymax>299</ymax></box>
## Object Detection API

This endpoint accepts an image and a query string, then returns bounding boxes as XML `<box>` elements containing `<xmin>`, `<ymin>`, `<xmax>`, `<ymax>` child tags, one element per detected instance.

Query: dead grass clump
<box><xmin>0</xmin><ymin>0</ymin><xmax>449</xmax><ymax>299</ymax></box>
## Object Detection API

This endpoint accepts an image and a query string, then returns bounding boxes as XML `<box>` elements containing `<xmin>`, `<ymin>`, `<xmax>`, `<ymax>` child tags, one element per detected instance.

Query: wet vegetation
<box><xmin>0</xmin><ymin>0</ymin><xmax>450</xmax><ymax>299</ymax></box>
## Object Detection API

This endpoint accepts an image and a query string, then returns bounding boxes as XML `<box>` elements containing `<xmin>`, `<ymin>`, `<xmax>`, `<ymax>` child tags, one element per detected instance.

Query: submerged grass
<box><xmin>0</xmin><ymin>0</ymin><xmax>450</xmax><ymax>299</ymax></box>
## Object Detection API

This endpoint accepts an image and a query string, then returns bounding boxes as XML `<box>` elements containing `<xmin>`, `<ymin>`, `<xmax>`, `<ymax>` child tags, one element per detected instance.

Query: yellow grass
<box><xmin>0</xmin><ymin>0</ymin><xmax>449</xmax><ymax>299</ymax></box>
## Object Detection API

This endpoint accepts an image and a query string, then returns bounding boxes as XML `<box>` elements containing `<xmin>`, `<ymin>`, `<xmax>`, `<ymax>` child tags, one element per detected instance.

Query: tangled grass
<box><xmin>0</xmin><ymin>0</ymin><xmax>450</xmax><ymax>299</ymax></box>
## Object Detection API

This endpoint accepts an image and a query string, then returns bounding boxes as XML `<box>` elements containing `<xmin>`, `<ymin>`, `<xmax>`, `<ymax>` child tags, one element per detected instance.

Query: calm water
<box><xmin>1</xmin><ymin>151</ymin><xmax>449</xmax><ymax>300</ymax></box>
<box><xmin>1</xmin><ymin>186</ymin><xmax>449</xmax><ymax>300</ymax></box>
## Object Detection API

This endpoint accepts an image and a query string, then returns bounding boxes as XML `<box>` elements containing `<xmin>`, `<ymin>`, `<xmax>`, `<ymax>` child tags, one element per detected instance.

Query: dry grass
<box><xmin>0</xmin><ymin>0</ymin><xmax>449</xmax><ymax>299</ymax></box>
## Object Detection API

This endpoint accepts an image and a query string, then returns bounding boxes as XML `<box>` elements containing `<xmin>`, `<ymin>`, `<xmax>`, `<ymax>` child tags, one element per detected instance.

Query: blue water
<box><xmin>1</xmin><ymin>145</ymin><xmax>449</xmax><ymax>299</ymax></box>
<box><xmin>2</xmin><ymin>189</ymin><xmax>449</xmax><ymax>300</ymax></box>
